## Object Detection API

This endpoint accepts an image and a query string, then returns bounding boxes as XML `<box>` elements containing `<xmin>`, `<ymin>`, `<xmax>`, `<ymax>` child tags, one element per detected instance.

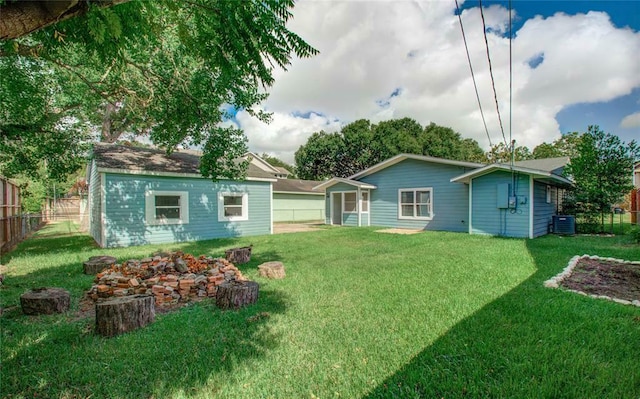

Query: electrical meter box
<box><xmin>497</xmin><ymin>183</ymin><xmax>510</xmax><ymax>209</ymax></box>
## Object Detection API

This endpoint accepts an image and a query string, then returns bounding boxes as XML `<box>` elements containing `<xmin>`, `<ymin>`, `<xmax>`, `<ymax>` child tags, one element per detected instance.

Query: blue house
<box><xmin>316</xmin><ymin>154</ymin><xmax>573</xmax><ymax>238</ymax></box>
<box><xmin>87</xmin><ymin>144</ymin><xmax>276</xmax><ymax>248</ymax></box>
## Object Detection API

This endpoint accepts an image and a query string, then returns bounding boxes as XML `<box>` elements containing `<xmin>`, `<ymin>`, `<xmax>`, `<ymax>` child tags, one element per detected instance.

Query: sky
<box><xmin>228</xmin><ymin>0</ymin><xmax>640</xmax><ymax>164</ymax></box>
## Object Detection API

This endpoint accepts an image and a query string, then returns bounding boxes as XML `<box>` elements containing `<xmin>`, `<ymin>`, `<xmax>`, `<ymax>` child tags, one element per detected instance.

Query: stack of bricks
<box><xmin>85</xmin><ymin>251</ymin><xmax>245</xmax><ymax>307</ymax></box>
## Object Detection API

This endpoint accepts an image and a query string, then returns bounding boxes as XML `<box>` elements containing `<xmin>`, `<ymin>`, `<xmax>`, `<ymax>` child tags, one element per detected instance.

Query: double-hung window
<box><xmin>145</xmin><ymin>190</ymin><xmax>189</xmax><ymax>225</ymax></box>
<box><xmin>344</xmin><ymin>192</ymin><xmax>357</xmax><ymax>213</ymax></box>
<box><xmin>398</xmin><ymin>188</ymin><xmax>432</xmax><ymax>220</ymax></box>
<box><xmin>218</xmin><ymin>192</ymin><xmax>248</xmax><ymax>221</ymax></box>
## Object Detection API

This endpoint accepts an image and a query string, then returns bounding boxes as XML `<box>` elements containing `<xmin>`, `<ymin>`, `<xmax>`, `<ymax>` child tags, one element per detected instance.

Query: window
<box><xmin>546</xmin><ymin>185</ymin><xmax>552</xmax><ymax>204</ymax></box>
<box><xmin>145</xmin><ymin>191</ymin><xmax>189</xmax><ymax>225</ymax></box>
<box><xmin>361</xmin><ymin>191</ymin><xmax>369</xmax><ymax>212</ymax></box>
<box><xmin>398</xmin><ymin>188</ymin><xmax>432</xmax><ymax>220</ymax></box>
<box><xmin>344</xmin><ymin>192</ymin><xmax>357</xmax><ymax>213</ymax></box>
<box><xmin>218</xmin><ymin>192</ymin><xmax>248</xmax><ymax>221</ymax></box>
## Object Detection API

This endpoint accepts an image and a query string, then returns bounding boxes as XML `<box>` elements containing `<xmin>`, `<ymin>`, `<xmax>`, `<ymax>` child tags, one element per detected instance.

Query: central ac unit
<box><xmin>553</xmin><ymin>215</ymin><xmax>576</xmax><ymax>235</ymax></box>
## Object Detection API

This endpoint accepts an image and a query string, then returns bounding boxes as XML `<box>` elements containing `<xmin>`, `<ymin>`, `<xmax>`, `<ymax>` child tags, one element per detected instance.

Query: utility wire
<box><xmin>509</xmin><ymin>0</ymin><xmax>514</xmax><ymax>166</ymax></box>
<box><xmin>454</xmin><ymin>0</ymin><xmax>492</xmax><ymax>148</ymax></box>
<box><xmin>479</xmin><ymin>0</ymin><xmax>508</xmax><ymax>148</ymax></box>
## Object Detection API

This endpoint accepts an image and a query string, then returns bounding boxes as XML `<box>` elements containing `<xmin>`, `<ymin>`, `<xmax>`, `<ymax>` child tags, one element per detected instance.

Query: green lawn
<box><xmin>1</xmin><ymin>222</ymin><xmax>639</xmax><ymax>398</ymax></box>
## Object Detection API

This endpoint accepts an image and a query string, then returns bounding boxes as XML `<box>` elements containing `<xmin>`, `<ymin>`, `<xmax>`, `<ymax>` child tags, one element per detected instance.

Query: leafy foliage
<box><xmin>0</xmin><ymin>0</ymin><xmax>317</xmax><ymax>181</ymax></box>
<box><xmin>532</xmin><ymin>132</ymin><xmax>582</xmax><ymax>159</ymax></box>
<box><xmin>486</xmin><ymin>142</ymin><xmax>532</xmax><ymax>163</ymax></box>
<box><xmin>295</xmin><ymin>118</ymin><xmax>486</xmax><ymax>180</ymax></box>
<box><xmin>564</xmin><ymin>126</ymin><xmax>639</xmax><ymax>232</ymax></box>
<box><xmin>259</xmin><ymin>153</ymin><xmax>295</xmax><ymax>177</ymax></box>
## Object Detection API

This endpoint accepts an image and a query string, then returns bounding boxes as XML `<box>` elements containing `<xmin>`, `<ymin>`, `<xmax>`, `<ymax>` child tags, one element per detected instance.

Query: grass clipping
<box><xmin>544</xmin><ymin>255</ymin><xmax>640</xmax><ymax>307</ymax></box>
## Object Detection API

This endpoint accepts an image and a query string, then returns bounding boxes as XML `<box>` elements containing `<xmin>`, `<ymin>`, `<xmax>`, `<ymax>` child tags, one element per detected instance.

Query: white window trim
<box><xmin>360</xmin><ymin>190</ymin><xmax>369</xmax><ymax>213</ymax></box>
<box><xmin>398</xmin><ymin>187</ymin><xmax>433</xmax><ymax>220</ymax></box>
<box><xmin>218</xmin><ymin>192</ymin><xmax>249</xmax><ymax>222</ymax></box>
<box><xmin>145</xmin><ymin>190</ymin><xmax>189</xmax><ymax>226</ymax></box>
<box><xmin>343</xmin><ymin>191</ymin><xmax>358</xmax><ymax>214</ymax></box>
<box><xmin>546</xmin><ymin>185</ymin><xmax>552</xmax><ymax>204</ymax></box>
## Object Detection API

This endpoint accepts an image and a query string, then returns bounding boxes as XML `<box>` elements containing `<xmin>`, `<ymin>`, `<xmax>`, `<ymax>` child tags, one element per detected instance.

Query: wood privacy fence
<box><xmin>0</xmin><ymin>178</ymin><xmax>44</xmax><ymax>255</ymax></box>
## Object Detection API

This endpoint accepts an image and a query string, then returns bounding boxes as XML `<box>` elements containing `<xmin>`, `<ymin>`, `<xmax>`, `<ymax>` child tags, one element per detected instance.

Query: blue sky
<box><xmin>460</xmin><ymin>0</ymin><xmax>640</xmax><ymax>143</ymax></box>
<box><xmin>231</xmin><ymin>1</ymin><xmax>640</xmax><ymax>162</ymax></box>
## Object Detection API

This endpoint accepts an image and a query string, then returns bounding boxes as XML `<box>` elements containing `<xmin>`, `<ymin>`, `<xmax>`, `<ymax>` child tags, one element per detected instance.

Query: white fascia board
<box><xmin>350</xmin><ymin>153</ymin><xmax>484</xmax><ymax>180</ymax></box>
<box><xmin>451</xmin><ymin>164</ymin><xmax>573</xmax><ymax>187</ymax></box>
<box><xmin>314</xmin><ymin>177</ymin><xmax>377</xmax><ymax>191</ymax></box>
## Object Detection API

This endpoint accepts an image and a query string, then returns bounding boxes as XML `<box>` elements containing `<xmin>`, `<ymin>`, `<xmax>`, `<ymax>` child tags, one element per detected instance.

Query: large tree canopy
<box><xmin>0</xmin><ymin>0</ymin><xmax>317</xmax><ymax>181</ymax></box>
<box><xmin>295</xmin><ymin>118</ymin><xmax>486</xmax><ymax>180</ymax></box>
<box><xmin>564</xmin><ymin>125</ymin><xmax>638</xmax><ymax>231</ymax></box>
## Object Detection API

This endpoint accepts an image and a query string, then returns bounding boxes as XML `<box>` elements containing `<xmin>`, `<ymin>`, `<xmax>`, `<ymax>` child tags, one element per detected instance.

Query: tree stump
<box><xmin>258</xmin><ymin>261</ymin><xmax>286</xmax><ymax>279</ymax></box>
<box><xmin>95</xmin><ymin>295</ymin><xmax>155</xmax><ymax>337</ymax></box>
<box><xmin>225</xmin><ymin>246</ymin><xmax>252</xmax><ymax>264</ymax></box>
<box><xmin>20</xmin><ymin>287</ymin><xmax>70</xmax><ymax>315</ymax></box>
<box><xmin>83</xmin><ymin>255</ymin><xmax>117</xmax><ymax>275</ymax></box>
<box><xmin>215</xmin><ymin>280</ymin><xmax>259</xmax><ymax>310</ymax></box>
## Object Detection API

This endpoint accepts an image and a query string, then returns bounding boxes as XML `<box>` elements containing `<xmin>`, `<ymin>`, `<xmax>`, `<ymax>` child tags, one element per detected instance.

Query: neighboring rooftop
<box><xmin>92</xmin><ymin>143</ymin><xmax>275</xmax><ymax>180</ymax></box>
<box><xmin>513</xmin><ymin>157</ymin><xmax>570</xmax><ymax>176</ymax></box>
<box><xmin>273</xmin><ymin>178</ymin><xmax>323</xmax><ymax>194</ymax></box>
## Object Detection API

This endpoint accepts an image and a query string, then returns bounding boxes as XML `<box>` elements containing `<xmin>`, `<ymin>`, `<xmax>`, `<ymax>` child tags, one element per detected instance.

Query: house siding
<box><xmin>101</xmin><ymin>173</ymin><xmax>271</xmax><ymax>247</ymax></box>
<box><xmin>273</xmin><ymin>193</ymin><xmax>324</xmax><ymax>222</ymax></box>
<box><xmin>359</xmin><ymin>159</ymin><xmax>472</xmax><ymax>231</ymax></box>
<box><xmin>471</xmin><ymin>171</ymin><xmax>530</xmax><ymax>238</ymax></box>
<box><xmin>87</xmin><ymin>160</ymin><xmax>103</xmax><ymax>247</ymax></box>
<box><xmin>532</xmin><ymin>181</ymin><xmax>558</xmax><ymax>237</ymax></box>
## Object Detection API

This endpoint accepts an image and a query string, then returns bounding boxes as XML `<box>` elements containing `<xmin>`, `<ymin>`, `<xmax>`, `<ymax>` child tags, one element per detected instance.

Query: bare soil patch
<box><xmin>559</xmin><ymin>258</ymin><xmax>640</xmax><ymax>303</ymax></box>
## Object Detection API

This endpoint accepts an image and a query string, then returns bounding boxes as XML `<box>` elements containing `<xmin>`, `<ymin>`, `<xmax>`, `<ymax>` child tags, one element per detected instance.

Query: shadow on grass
<box><xmin>363</xmin><ymin>235</ymin><xmax>640</xmax><ymax>398</ymax></box>
<box><xmin>2</xmin><ymin>286</ymin><xmax>290</xmax><ymax>398</ymax></box>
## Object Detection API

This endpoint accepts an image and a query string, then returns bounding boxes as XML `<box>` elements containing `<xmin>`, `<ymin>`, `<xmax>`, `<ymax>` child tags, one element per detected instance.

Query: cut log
<box><xmin>224</xmin><ymin>246</ymin><xmax>252</xmax><ymax>264</ymax></box>
<box><xmin>258</xmin><ymin>261</ymin><xmax>286</xmax><ymax>279</ymax></box>
<box><xmin>83</xmin><ymin>255</ymin><xmax>117</xmax><ymax>274</ymax></box>
<box><xmin>215</xmin><ymin>280</ymin><xmax>259</xmax><ymax>310</ymax></box>
<box><xmin>95</xmin><ymin>295</ymin><xmax>155</xmax><ymax>337</ymax></box>
<box><xmin>21</xmin><ymin>287</ymin><xmax>70</xmax><ymax>315</ymax></box>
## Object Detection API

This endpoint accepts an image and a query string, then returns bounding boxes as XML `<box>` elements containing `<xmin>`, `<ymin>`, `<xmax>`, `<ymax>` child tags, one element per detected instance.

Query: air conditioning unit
<box><xmin>553</xmin><ymin>215</ymin><xmax>576</xmax><ymax>235</ymax></box>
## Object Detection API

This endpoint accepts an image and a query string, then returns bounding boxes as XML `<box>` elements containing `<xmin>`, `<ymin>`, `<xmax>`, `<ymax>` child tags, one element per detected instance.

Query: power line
<box><xmin>479</xmin><ymin>0</ymin><xmax>508</xmax><ymax>148</ymax></box>
<box><xmin>454</xmin><ymin>0</ymin><xmax>493</xmax><ymax>148</ymax></box>
<box><xmin>509</xmin><ymin>0</ymin><xmax>514</xmax><ymax>166</ymax></box>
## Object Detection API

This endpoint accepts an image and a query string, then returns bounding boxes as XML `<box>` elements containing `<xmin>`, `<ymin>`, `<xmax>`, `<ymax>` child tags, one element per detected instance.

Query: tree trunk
<box><xmin>83</xmin><ymin>255</ymin><xmax>117</xmax><ymax>274</ymax></box>
<box><xmin>21</xmin><ymin>287</ymin><xmax>70</xmax><ymax>315</ymax></box>
<box><xmin>215</xmin><ymin>280</ymin><xmax>259</xmax><ymax>310</ymax></box>
<box><xmin>225</xmin><ymin>246</ymin><xmax>252</xmax><ymax>265</ymax></box>
<box><xmin>0</xmin><ymin>0</ymin><xmax>130</xmax><ymax>40</ymax></box>
<box><xmin>95</xmin><ymin>295</ymin><xmax>155</xmax><ymax>337</ymax></box>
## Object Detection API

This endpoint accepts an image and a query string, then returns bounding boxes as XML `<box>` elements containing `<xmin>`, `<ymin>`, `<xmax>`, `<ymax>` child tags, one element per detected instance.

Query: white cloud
<box><xmin>238</xmin><ymin>1</ymin><xmax>640</xmax><ymax>163</ymax></box>
<box><xmin>238</xmin><ymin>110</ymin><xmax>341</xmax><ymax>164</ymax></box>
<box><xmin>620</xmin><ymin>111</ymin><xmax>640</xmax><ymax>129</ymax></box>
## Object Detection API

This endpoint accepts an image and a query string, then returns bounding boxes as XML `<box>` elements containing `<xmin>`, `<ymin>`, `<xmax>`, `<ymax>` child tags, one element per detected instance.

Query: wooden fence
<box><xmin>1</xmin><ymin>178</ymin><xmax>45</xmax><ymax>255</ymax></box>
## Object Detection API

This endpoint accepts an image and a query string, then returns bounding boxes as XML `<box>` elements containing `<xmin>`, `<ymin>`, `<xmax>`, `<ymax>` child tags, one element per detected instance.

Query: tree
<box><xmin>294</xmin><ymin>131</ymin><xmax>344</xmax><ymax>180</ymax></box>
<box><xmin>0</xmin><ymin>0</ymin><xmax>317</xmax><ymax>181</ymax></box>
<box><xmin>370</xmin><ymin>118</ymin><xmax>423</xmax><ymax>164</ymax></box>
<box><xmin>260</xmin><ymin>153</ymin><xmax>295</xmax><ymax>177</ymax></box>
<box><xmin>532</xmin><ymin>132</ymin><xmax>582</xmax><ymax>159</ymax></box>
<box><xmin>295</xmin><ymin>118</ymin><xmax>486</xmax><ymax>180</ymax></box>
<box><xmin>486</xmin><ymin>142</ymin><xmax>532</xmax><ymax>163</ymax></box>
<box><xmin>420</xmin><ymin>123</ymin><xmax>485</xmax><ymax>162</ymax></box>
<box><xmin>564</xmin><ymin>125</ymin><xmax>639</xmax><ymax>232</ymax></box>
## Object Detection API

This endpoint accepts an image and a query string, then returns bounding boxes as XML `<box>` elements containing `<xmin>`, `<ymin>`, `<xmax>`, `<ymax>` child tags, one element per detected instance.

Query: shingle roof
<box><xmin>92</xmin><ymin>143</ymin><xmax>275</xmax><ymax>180</ymax></box>
<box><xmin>273</xmin><ymin>178</ymin><xmax>323</xmax><ymax>194</ymax></box>
<box><xmin>513</xmin><ymin>157</ymin><xmax>569</xmax><ymax>176</ymax></box>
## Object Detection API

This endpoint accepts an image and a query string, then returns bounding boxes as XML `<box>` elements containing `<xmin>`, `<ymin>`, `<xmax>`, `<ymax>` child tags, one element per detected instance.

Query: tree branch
<box><xmin>0</xmin><ymin>0</ymin><xmax>131</xmax><ymax>40</ymax></box>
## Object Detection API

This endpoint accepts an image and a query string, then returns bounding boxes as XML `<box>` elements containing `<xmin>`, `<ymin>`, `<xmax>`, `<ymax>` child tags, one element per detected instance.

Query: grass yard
<box><xmin>1</xmin><ymin>222</ymin><xmax>639</xmax><ymax>398</ymax></box>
